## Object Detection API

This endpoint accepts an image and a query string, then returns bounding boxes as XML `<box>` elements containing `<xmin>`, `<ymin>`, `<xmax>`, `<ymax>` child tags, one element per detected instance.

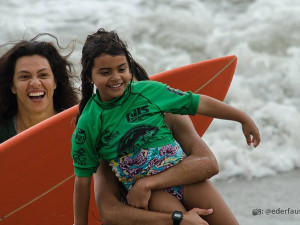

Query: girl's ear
<box><xmin>88</xmin><ymin>77</ymin><xmax>94</xmax><ymax>84</ymax></box>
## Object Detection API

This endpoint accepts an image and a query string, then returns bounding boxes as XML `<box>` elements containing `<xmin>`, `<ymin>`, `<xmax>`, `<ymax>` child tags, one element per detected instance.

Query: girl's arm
<box><xmin>74</xmin><ymin>176</ymin><xmax>92</xmax><ymax>225</ymax></box>
<box><xmin>126</xmin><ymin>114</ymin><xmax>219</xmax><ymax>208</ymax></box>
<box><xmin>197</xmin><ymin>95</ymin><xmax>261</xmax><ymax>147</ymax></box>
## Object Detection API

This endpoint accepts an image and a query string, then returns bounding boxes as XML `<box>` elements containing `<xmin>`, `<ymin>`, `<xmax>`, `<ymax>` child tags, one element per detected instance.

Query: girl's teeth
<box><xmin>111</xmin><ymin>84</ymin><xmax>122</xmax><ymax>88</ymax></box>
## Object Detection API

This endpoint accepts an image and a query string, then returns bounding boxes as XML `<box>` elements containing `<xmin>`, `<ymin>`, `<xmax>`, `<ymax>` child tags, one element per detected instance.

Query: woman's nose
<box><xmin>30</xmin><ymin>77</ymin><xmax>42</xmax><ymax>87</ymax></box>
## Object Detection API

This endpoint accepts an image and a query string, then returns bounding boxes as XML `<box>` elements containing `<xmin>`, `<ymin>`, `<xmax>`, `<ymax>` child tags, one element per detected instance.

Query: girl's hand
<box><xmin>126</xmin><ymin>178</ymin><xmax>151</xmax><ymax>209</ymax></box>
<box><xmin>241</xmin><ymin>118</ymin><xmax>261</xmax><ymax>148</ymax></box>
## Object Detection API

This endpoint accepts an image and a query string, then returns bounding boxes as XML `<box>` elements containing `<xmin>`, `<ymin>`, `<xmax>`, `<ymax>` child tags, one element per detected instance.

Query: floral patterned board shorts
<box><xmin>109</xmin><ymin>141</ymin><xmax>186</xmax><ymax>201</ymax></box>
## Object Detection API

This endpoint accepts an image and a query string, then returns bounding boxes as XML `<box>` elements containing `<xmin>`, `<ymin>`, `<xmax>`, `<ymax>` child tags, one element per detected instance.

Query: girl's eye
<box><xmin>100</xmin><ymin>71</ymin><xmax>110</xmax><ymax>75</ymax></box>
<box><xmin>119</xmin><ymin>68</ymin><xmax>126</xmax><ymax>72</ymax></box>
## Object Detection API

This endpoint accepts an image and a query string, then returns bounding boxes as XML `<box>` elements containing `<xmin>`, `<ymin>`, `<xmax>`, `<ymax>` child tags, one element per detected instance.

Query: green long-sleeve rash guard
<box><xmin>72</xmin><ymin>80</ymin><xmax>200</xmax><ymax>177</ymax></box>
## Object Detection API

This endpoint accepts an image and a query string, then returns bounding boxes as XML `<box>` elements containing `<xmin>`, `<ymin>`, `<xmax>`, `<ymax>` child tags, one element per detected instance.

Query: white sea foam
<box><xmin>0</xmin><ymin>0</ymin><xmax>299</xmax><ymax>180</ymax></box>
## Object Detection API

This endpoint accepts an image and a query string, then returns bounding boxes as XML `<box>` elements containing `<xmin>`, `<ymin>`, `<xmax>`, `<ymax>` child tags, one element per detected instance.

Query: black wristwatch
<box><xmin>172</xmin><ymin>211</ymin><xmax>183</xmax><ymax>225</ymax></box>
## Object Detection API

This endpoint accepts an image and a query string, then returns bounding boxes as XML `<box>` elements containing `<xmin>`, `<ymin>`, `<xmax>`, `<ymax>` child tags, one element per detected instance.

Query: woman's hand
<box><xmin>182</xmin><ymin>208</ymin><xmax>213</xmax><ymax>225</ymax></box>
<box><xmin>126</xmin><ymin>178</ymin><xmax>151</xmax><ymax>209</ymax></box>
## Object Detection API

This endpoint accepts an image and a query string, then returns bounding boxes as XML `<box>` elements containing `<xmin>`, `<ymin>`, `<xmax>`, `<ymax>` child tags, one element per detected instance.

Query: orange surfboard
<box><xmin>0</xmin><ymin>55</ymin><xmax>237</xmax><ymax>224</ymax></box>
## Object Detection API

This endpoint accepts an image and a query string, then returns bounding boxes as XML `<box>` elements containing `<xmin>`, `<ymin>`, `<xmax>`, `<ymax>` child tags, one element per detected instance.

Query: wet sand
<box><xmin>214</xmin><ymin>169</ymin><xmax>300</xmax><ymax>225</ymax></box>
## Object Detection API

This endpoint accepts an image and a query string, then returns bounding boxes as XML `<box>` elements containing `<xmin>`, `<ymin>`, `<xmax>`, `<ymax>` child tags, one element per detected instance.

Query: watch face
<box><xmin>174</xmin><ymin>213</ymin><xmax>181</xmax><ymax>219</ymax></box>
<box><xmin>172</xmin><ymin>211</ymin><xmax>183</xmax><ymax>224</ymax></box>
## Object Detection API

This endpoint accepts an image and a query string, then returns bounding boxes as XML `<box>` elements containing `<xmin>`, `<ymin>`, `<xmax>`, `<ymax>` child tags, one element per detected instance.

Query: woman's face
<box><xmin>11</xmin><ymin>55</ymin><xmax>57</xmax><ymax>115</ymax></box>
<box><xmin>91</xmin><ymin>54</ymin><xmax>131</xmax><ymax>102</ymax></box>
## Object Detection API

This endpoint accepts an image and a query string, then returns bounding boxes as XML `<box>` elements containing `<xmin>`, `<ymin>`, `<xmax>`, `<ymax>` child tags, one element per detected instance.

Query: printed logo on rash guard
<box><xmin>103</xmin><ymin>130</ymin><xmax>120</xmax><ymax>145</ymax></box>
<box><xmin>117</xmin><ymin>125</ymin><xmax>158</xmax><ymax>157</ymax></box>
<box><xmin>126</xmin><ymin>106</ymin><xmax>149</xmax><ymax>123</ymax></box>
<box><xmin>166</xmin><ymin>85</ymin><xmax>185</xmax><ymax>96</ymax></box>
<box><xmin>74</xmin><ymin>128</ymin><xmax>86</xmax><ymax>144</ymax></box>
<box><xmin>73</xmin><ymin>148</ymin><xmax>87</xmax><ymax>166</ymax></box>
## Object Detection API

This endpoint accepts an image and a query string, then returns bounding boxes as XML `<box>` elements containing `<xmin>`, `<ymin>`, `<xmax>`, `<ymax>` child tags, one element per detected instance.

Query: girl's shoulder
<box><xmin>132</xmin><ymin>80</ymin><xmax>162</xmax><ymax>85</ymax></box>
<box><xmin>77</xmin><ymin>95</ymin><xmax>102</xmax><ymax>125</ymax></box>
<box><xmin>131</xmin><ymin>80</ymin><xmax>165</xmax><ymax>92</ymax></box>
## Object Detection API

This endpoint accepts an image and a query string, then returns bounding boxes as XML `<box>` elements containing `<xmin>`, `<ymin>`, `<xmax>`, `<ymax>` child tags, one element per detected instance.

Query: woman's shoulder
<box><xmin>0</xmin><ymin>116</ymin><xmax>17</xmax><ymax>144</ymax></box>
<box><xmin>0</xmin><ymin>116</ymin><xmax>14</xmax><ymax>127</ymax></box>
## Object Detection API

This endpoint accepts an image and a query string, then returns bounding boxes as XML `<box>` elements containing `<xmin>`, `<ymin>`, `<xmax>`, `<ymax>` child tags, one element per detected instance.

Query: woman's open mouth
<box><xmin>28</xmin><ymin>92</ymin><xmax>46</xmax><ymax>100</ymax></box>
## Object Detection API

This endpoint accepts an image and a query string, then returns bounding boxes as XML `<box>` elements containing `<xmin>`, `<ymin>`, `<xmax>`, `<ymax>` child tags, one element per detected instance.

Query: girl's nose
<box><xmin>111</xmin><ymin>72</ymin><xmax>121</xmax><ymax>81</ymax></box>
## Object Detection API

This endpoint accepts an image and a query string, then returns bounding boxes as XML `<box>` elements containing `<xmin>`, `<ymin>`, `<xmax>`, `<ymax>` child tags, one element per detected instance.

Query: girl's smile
<box><xmin>91</xmin><ymin>54</ymin><xmax>131</xmax><ymax>102</ymax></box>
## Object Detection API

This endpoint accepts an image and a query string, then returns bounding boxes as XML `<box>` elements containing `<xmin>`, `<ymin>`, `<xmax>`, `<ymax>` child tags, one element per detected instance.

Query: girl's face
<box><xmin>11</xmin><ymin>55</ymin><xmax>57</xmax><ymax>115</ymax></box>
<box><xmin>91</xmin><ymin>54</ymin><xmax>131</xmax><ymax>102</ymax></box>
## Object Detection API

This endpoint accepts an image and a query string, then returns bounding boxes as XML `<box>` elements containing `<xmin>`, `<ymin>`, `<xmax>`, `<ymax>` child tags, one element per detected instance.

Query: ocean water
<box><xmin>1</xmin><ymin>0</ymin><xmax>299</xmax><ymax>180</ymax></box>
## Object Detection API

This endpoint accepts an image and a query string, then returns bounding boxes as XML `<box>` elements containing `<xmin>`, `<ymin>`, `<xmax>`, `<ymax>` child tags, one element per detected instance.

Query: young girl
<box><xmin>72</xmin><ymin>28</ymin><xmax>260</xmax><ymax>225</ymax></box>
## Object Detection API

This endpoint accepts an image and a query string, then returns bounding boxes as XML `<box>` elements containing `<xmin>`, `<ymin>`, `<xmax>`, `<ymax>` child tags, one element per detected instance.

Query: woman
<box><xmin>0</xmin><ymin>35</ymin><xmax>79</xmax><ymax>143</ymax></box>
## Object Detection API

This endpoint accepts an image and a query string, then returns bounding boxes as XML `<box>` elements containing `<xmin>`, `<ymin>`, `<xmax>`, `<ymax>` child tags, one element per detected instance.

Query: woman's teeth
<box><xmin>28</xmin><ymin>92</ymin><xmax>45</xmax><ymax>97</ymax></box>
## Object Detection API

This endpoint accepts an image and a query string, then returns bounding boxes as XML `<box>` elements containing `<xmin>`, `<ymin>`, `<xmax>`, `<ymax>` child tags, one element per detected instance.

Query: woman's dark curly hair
<box><xmin>0</xmin><ymin>34</ymin><xmax>79</xmax><ymax>123</ymax></box>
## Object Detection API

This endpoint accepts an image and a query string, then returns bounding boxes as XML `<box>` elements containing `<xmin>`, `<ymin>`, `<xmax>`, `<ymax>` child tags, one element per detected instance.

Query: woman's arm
<box><xmin>94</xmin><ymin>161</ymin><xmax>212</xmax><ymax>225</ymax></box>
<box><xmin>73</xmin><ymin>176</ymin><xmax>91</xmax><ymax>225</ymax></box>
<box><xmin>142</xmin><ymin>114</ymin><xmax>218</xmax><ymax>186</ymax></box>
<box><xmin>126</xmin><ymin>114</ymin><xmax>219</xmax><ymax>207</ymax></box>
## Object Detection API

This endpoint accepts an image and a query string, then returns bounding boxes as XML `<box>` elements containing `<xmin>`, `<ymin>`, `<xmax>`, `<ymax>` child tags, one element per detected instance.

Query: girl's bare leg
<box><xmin>183</xmin><ymin>180</ymin><xmax>239</xmax><ymax>225</ymax></box>
<box><xmin>148</xmin><ymin>190</ymin><xmax>186</xmax><ymax>213</ymax></box>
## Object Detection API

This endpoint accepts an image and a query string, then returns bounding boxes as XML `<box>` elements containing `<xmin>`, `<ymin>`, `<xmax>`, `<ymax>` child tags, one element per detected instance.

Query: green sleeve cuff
<box><xmin>74</xmin><ymin>166</ymin><xmax>98</xmax><ymax>177</ymax></box>
<box><xmin>190</xmin><ymin>93</ymin><xmax>200</xmax><ymax>115</ymax></box>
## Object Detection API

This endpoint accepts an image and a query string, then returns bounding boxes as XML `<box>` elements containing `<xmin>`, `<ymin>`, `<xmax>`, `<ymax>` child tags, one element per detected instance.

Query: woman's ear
<box><xmin>11</xmin><ymin>85</ymin><xmax>16</xmax><ymax>94</ymax></box>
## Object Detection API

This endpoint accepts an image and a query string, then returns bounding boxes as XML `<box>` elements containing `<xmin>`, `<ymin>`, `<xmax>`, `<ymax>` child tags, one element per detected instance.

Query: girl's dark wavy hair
<box><xmin>0</xmin><ymin>33</ymin><xmax>79</xmax><ymax>123</ymax></box>
<box><xmin>76</xmin><ymin>28</ymin><xmax>148</xmax><ymax>124</ymax></box>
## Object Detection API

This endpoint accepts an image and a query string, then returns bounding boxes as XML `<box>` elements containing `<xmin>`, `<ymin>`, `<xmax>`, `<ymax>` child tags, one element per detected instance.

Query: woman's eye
<box><xmin>19</xmin><ymin>75</ymin><xmax>29</xmax><ymax>80</ymax></box>
<box><xmin>119</xmin><ymin>68</ymin><xmax>126</xmax><ymax>72</ymax></box>
<box><xmin>40</xmin><ymin>73</ymin><xmax>49</xmax><ymax>78</ymax></box>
